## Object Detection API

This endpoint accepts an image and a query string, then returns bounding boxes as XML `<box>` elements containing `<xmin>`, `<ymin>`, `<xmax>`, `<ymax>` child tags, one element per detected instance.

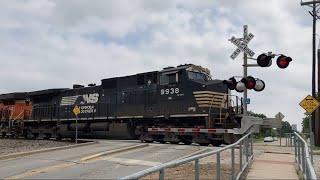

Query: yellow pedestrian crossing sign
<box><xmin>299</xmin><ymin>95</ymin><xmax>320</xmax><ymax>113</ymax></box>
<box><xmin>73</xmin><ymin>105</ymin><xmax>80</xmax><ymax>116</ymax></box>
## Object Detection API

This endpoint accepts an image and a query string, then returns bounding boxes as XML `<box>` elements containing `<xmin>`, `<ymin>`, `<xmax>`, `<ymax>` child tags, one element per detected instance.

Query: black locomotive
<box><xmin>0</xmin><ymin>64</ymin><xmax>243</xmax><ymax>146</ymax></box>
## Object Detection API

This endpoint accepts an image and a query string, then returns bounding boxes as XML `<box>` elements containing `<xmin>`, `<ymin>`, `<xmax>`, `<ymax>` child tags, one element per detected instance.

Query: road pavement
<box><xmin>0</xmin><ymin>140</ymin><xmax>218</xmax><ymax>179</ymax></box>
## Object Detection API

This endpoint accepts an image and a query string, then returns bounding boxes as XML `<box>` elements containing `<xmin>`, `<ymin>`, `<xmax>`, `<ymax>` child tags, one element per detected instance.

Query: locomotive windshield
<box><xmin>186</xmin><ymin>65</ymin><xmax>212</xmax><ymax>81</ymax></box>
<box><xmin>187</xmin><ymin>71</ymin><xmax>206</xmax><ymax>81</ymax></box>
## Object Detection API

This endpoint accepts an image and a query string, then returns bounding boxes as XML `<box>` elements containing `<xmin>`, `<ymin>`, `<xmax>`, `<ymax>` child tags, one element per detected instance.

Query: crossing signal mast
<box><xmin>227</xmin><ymin>25</ymin><xmax>292</xmax><ymax>115</ymax></box>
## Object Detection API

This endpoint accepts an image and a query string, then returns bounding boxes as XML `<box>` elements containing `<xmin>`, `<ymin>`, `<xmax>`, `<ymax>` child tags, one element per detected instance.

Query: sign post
<box><xmin>299</xmin><ymin>95</ymin><xmax>320</xmax><ymax>163</ymax></box>
<box><xmin>73</xmin><ymin>105</ymin><xmax>80</xmax><ymax>144</ymax></box>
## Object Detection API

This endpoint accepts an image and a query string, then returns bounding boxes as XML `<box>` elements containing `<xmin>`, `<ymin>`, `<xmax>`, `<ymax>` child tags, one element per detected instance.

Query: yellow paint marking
<box><xmin>4</xmin><ymin>162</ymin><xmax>75</xmax><ymax>179</ymax></box>
<box><xmin>80</xmin><ymin>152</ymin><xmax>105</xmax><ymax>161</ymax></box>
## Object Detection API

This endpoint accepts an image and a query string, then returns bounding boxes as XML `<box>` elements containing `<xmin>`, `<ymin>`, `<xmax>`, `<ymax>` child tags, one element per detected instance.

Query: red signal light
<box><xmin>246</xmin><ymin>81</ymin><xmax>254</xmax><ymax>88</ymax></box>
<box><xmin>241</xmin><ymin>76</ymin><xmax>256</xmax><ymax>89</ymax></box>
<box><xmin>276</xmin><ymin>55</ymin><xmax>292</xmax><ymax>69</ymax></box>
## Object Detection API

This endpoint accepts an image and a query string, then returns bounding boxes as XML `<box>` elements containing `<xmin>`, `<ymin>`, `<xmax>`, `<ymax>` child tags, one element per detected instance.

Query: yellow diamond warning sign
<box><xmin>73</xmin><ymin>105</ymin><xmax>80</xmax><ymax>116</ymax></box>
<box><xmin>299</xmin><ymin>95</ymin><xmax>320</xmax><ymax>113</ymax></box>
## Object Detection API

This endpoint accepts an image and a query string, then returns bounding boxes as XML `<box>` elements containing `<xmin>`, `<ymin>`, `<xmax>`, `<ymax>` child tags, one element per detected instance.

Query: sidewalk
<box><xmin>246</xmin><ymin>152</ymin><xmax>299</xmax><ymax>179</ymax></box>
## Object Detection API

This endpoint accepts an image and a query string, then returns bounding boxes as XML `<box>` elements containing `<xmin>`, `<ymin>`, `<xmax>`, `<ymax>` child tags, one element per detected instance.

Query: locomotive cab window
<box><xmin>160</xmin><ymin>71</ymin><xmax>179</xmax><ymax>85</ymax></box>
<box><xmin>187</xmin><ymin>71</ymin><xmax>207</xmax><ymax>81</ymax></box>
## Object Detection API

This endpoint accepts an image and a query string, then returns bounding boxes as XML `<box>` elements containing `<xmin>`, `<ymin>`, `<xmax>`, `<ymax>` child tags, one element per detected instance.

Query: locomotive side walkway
<box><xmin>246</xmin><ymin>152</ymin><xmax>299</xmax><ymax>179</ymax></box>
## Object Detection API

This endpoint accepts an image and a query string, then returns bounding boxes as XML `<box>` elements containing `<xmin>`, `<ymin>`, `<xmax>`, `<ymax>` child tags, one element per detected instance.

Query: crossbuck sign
<box><xmin>230</xmin><ymin>33</ymin><xmax>255</xmax><ymax>60</ymax></box>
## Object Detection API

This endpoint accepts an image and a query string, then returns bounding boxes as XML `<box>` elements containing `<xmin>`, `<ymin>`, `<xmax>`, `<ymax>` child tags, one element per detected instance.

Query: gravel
<box><xmin>0</xmin><ymin>138</ymin><xmax>74</xmax><ymax>155</ymax></box>
<box><xmin>312</xmin><ymin>154</ymin><xmax>320</xmax><ymax>178</ymax></box>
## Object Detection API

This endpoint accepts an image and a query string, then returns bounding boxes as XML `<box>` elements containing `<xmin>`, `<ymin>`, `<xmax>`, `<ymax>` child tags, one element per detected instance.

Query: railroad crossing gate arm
<box><xmin>233</xmin><ymin>113</ymin><xmax>283</xmax><ymax>134</ymax></box>
<box><xmin>262</xmin><ymin>112</ymin><xmax>284</xmax><ymax>128</ymax></box>
<box><xmin>233</xmin><ymin>115</ymin><xmax>263</xmax><ymax>134</ymax></box>
<box><xmin>261</xmin><ymin>117</ymin><xmax>282</xmax><ymax>128</ymax></box>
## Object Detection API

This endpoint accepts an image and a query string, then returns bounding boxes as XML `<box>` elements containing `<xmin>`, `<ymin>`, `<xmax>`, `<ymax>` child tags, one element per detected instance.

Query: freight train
<box><xmin>0</xmin><ymin>64</ymin><xmax>263</xmax><ymax>146</ymax></box>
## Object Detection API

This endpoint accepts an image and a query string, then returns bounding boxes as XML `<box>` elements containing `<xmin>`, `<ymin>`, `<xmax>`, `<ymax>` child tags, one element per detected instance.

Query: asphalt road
<box><xmin>0</xmin><ymin>140</ymin><xmax>219</xmax><ymax>179</ymax></box>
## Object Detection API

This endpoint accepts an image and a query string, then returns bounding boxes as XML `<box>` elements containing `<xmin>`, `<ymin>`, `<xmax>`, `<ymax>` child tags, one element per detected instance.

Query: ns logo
<box><xmin>81</xmin><ymin>93</ymin><xmax>99</xmax><ymax>104</ymax></box>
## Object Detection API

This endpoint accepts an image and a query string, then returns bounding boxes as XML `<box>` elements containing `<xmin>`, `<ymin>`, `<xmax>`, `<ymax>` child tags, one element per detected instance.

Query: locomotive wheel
<box><xmin>43</xmin><ymin>134</ymin><xmax>51</xmax><ymax>140</ymax></box>
<box><xmin>211</xmin><ymin>140</ymin><xmax>223</xmax><ymax>147</ymax></box>
<box><xmin>55</xmin><ymin>134</ymin><xmax>62</xmax><ymax>141</ymax></box>
<box><xmin>145</xmin><ymin>140</ymin><xmax>153</xmax><ymax>143</ymax></box>
<box><xmin>32</xmin><ymin>133</ymin><xmax>39</xmax><ymax>139</ymax></box>
<box><xmin>199</xmin><ymin>143</ymin><xmax>209</xmax><ymax>146</ymax></box>
<box><xmin>182</xmin><ymin>141</ymin><xmax>192</xmax><ymax>145</ymax></box>
<box><xmin>158</xmin><ymin>140</ymin><xmax>166</xmax><ymax>144</ymax></box>
<box><xmin>170</xmin><ymin>141</ymin><xmax>180</xmax><ymax>144</ymax></box>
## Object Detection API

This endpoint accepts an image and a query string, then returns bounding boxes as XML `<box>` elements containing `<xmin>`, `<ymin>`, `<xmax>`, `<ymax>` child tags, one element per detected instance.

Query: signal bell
<box><xmin>277</xmin><ymin>55</ymin><xmax>292</xmax><ymax>69</ymax></box>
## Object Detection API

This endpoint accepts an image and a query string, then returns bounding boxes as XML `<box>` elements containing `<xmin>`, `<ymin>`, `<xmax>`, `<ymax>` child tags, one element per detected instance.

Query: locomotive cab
<box><xmin>0</xmin><ymin>93</ymin><xmax>31</xmax><ymax>137</ymax></box>
<box><xmin>157</xmin><ymin>64</ymin><xmax>241</xmax><ymax>130</ymax></box>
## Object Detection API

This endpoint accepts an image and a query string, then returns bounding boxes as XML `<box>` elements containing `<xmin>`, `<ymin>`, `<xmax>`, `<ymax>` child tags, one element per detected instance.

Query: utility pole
<box><xmin>301</xmin><ymin>0</ymin><xmax>320</xmax><ymax>146</ymax></box>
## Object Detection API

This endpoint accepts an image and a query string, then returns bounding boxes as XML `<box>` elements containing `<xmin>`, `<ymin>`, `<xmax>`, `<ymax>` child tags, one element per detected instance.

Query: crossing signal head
<box><xmin>257</xmin><ymin>54</ymin><xmax>272</xmax><ymax>67</ymax></box>
<box><xmin>222</xmin><ymin>77</ymin><xmax>237</xmax><ymax>90</ymax></box>
<box><xmin>224</xmin><ymin>76</ymin><xmax>265</xmax><ymax>92</ymax></box>
<box><xmin>276</xmin><ymin>55</ymin><xmax>292</xmax><ymax>69</ymax></box>
<box><xmin>241</xmin><ymin>76</ymin><xmax>256</xmax><ymax>89</ymax></box>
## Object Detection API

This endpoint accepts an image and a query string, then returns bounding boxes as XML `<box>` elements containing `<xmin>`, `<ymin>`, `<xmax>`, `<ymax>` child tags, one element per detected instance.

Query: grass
<box><xmin>253</xmin><ymin>137</ymin><xmax>264</xmax><ymax>142</ymax></box>
<box><xmin>313</xmin><ymin>146</ymin><xmax>320</xmax><ymax>150</ymax></box>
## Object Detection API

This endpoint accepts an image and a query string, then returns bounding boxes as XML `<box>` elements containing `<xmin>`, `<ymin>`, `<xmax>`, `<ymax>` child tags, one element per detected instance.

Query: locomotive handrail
<box><xmin>225</xmin><ymin>94</ymin><xmax>242</xmax><ymax>114</ymax></box>
<box><xmin>208</xmin><ymin>94</ymin><xmax>225</xmax><ymax>127</ymax></box>
<box><xmin>10</xmin><ymin>109</ymin><xmax>25</xmax><ymax>127</ymax></box>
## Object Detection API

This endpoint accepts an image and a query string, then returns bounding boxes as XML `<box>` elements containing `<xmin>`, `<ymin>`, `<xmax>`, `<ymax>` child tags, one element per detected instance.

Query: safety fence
<box><xmin>293</xmin><ymin>132</ymin><xmax>317</xmax><ymax>180</ymax></box>
<box><xmin>120</xmin><ymin>133</ymin><xmax>253</xmax><ymax>180</ymax></box>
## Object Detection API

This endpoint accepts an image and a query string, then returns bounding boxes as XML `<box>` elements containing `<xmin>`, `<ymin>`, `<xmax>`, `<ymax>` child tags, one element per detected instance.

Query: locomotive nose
<box><xmin>205</xmin><ymin>80</ymin><xmax>228</xmax><ymax>93</ymax></box>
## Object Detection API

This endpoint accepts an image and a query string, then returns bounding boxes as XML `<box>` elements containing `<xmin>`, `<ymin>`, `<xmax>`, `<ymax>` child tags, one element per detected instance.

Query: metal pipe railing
<box><xmin>120</xmin><ymin>133</ymin><xmax>254</xmax><ymax>180</ymax></box>
<box><xmin>293</xmin><ymin>132</ymin><xmax>317</xmax><ymax>180</ymax></box>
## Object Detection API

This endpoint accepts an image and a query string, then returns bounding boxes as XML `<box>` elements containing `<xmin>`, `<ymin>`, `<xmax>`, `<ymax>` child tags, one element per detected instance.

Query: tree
<box><xmin>302</xmin><ymin>113</ymin><xmax>310</xmax><ymax>133</ymax></box>
<box><xmin>247</xmin><ymin>111</ymin><xmax>267</xmax><ymax>118</ymax></box>
<box><xmin>247</xmin><ymin>111</ymin><xmax>270</xmax><ymax>137</ymax></box>
<box><xmin>277</xmin><ymin>121</ymin><xmax>294</xmax><ymax>136</ymax></box>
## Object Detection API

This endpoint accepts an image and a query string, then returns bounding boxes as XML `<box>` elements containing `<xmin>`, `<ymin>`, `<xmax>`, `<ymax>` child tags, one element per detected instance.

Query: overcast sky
<box><xmin>0</xmin><ymin>0</ymin><xmax>316</xmax><ymax>131</ymax></box>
